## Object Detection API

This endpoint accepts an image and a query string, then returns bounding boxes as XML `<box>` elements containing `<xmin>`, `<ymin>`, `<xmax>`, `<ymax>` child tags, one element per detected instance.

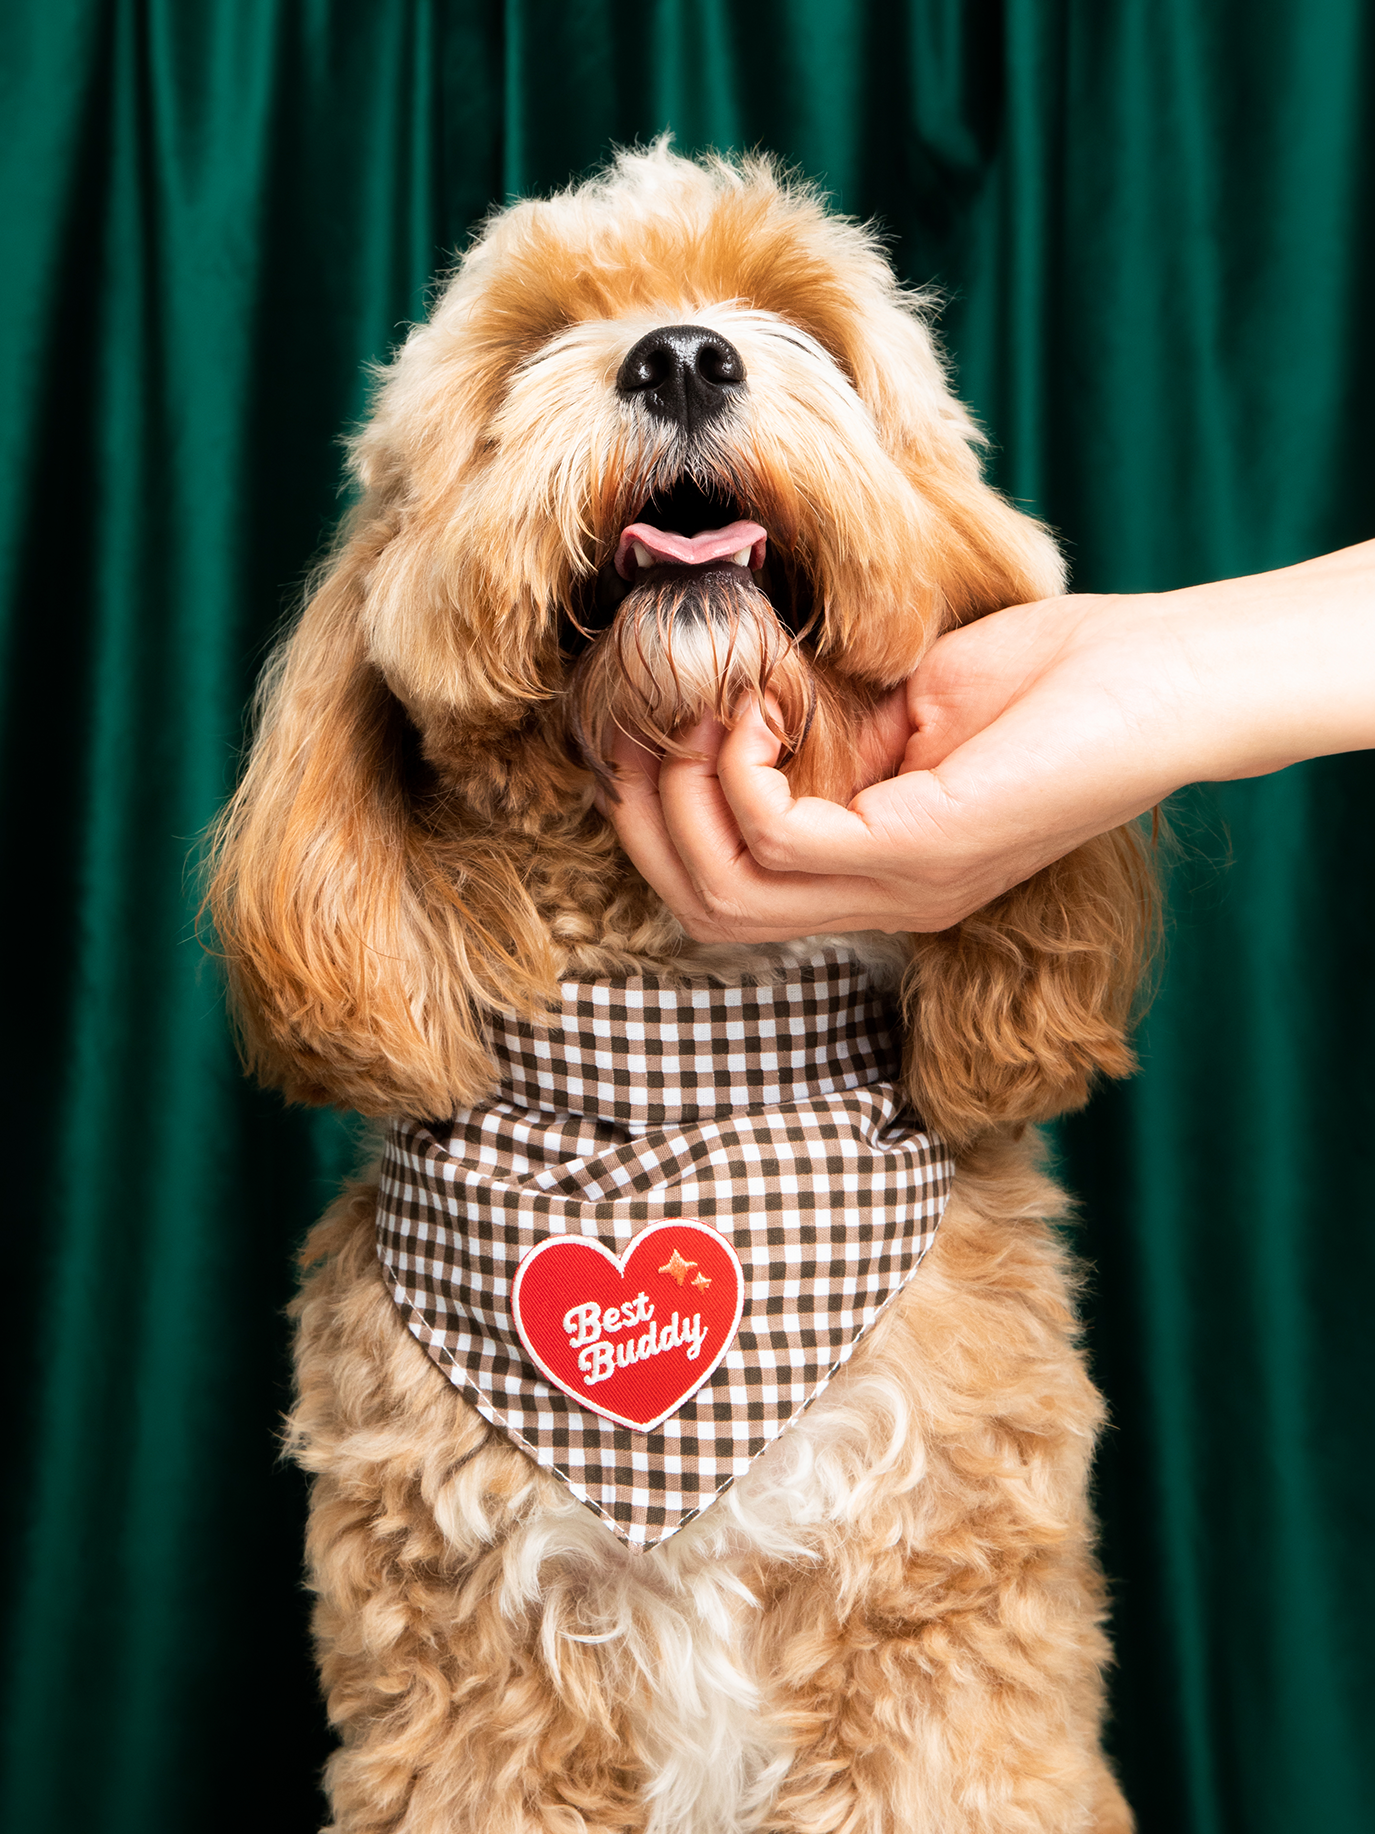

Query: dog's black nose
<box><xmin>615</xmin><ymin>325</ymin><xmax>745</xmax><ymax>432</ymax></box>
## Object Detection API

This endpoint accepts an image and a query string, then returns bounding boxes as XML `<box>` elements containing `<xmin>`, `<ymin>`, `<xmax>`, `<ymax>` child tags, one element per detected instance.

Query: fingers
<box><xmin>657</xmin><ymin>719</ymin><xmax>891</xmax><ymax>937</ymax></box>
<box><xmin>607</xmin><ymin>715</ymin><xmax>907</xmax><ymax>941</ymax></box>
<box><xmin>603</xmin><ymin>726</ymin><xmax>718</xmax><ymax>925</ymax></box>
<box><xmin>598</xmin><ymin>727</ymin><xmax>662</xmax><ymax>802</ymax></box>
<box><xmin>711</xmin><ymin>702</ymin><xmax>908</xmax><ymax>877</ymax></box>
<box><xmin>601</xmin><ymin>701</ymin><xmax>1034</xmax><ymax>939</ymax></box>
<box><xmin>852</xmin><ymin>684</ymin><xmax>913</xmax><ymax>790</ymax></box>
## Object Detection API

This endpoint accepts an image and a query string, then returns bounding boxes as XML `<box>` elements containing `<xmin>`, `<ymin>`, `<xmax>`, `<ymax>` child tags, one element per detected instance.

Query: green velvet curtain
<box><xmin>3</xmin><ymin>3</ymin><xmax>1372</xmax><ymax>1830</ymax></box>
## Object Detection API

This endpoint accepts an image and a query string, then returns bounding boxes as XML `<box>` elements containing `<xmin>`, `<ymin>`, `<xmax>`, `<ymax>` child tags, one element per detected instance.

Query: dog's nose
<box><xmin>615</xmin><ymin>325</ymin><xmax>745</xmax><ymax>431</ymax></box>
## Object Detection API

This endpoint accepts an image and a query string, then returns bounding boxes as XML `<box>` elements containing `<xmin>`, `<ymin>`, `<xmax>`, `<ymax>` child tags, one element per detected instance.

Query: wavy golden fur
<box><xmin>209</xmin><ymin>145</ymin><xmax>1150</xmax><ymax>1831</ymax></box>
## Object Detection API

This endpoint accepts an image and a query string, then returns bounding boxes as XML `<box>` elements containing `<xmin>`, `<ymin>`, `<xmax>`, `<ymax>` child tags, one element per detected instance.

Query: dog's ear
<box><xmin>902</xmin><ymin>826</ymin><xmax>1158</xmax><ymax>1143</ymax></box>
<box><xmin>845</xmin><ymin>298</ymin><xmax>1069</xmax><ymax>630</ymax></box>
<box><xmin>905</xmin><ymin>429</ymin><xmax>1068</xmax><ymax>624</ymax></box>
<box><xmin>205</xmin><ymin>512</ymin><xmax>554</xmax><ymax>1116</ymax></box>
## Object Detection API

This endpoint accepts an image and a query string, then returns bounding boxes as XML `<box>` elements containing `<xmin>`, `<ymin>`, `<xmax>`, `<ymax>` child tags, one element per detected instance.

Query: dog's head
<box><xmin>209</xmin><ymin>146</ymin><xmax>1150</xmax><ymax>1131</ymax></box>
<box><xmin>351</xmin><ymin>146</ymin><xmax>1062</xmax><ymax>792</ymax></box>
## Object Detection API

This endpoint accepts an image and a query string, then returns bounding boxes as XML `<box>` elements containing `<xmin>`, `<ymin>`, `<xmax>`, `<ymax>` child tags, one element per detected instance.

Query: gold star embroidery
<box><xmin>658</xmin><ymin>1248</ymin><xmax>697</xmax><ymax>1286</ymax></box>
<box><xmin>691</xmin><ymin>1270</ymin><xmax>712</xmax><ymax>1291</ymax></box>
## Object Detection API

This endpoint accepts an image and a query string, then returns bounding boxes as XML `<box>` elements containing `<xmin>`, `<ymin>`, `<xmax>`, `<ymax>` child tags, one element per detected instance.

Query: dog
<box><xmin>209</xmin><ymin>144</ymin><xmax>1152</xmax><ymax>1834</ymax></box>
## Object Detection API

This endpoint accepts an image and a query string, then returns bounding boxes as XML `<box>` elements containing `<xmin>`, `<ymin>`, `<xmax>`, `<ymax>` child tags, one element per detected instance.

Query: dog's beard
<box><xmin>567</xmin><ymin>563</ymin><xmax>815</xmax><ymax>784</ymax></box>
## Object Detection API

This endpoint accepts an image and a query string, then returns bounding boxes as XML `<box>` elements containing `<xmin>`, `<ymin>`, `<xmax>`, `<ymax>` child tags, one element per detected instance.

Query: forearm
<box><xmin>1161</xmin><ymin>540</ymin><xmax>1375</xmax><ymax>780</ymax></box>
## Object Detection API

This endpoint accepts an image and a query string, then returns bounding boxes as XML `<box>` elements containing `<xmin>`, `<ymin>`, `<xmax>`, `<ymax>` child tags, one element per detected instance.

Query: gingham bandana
<box><xmin>376</xmin><ymin>951</ymin><xmax>954</xmax><ymax>1548</ymax></box>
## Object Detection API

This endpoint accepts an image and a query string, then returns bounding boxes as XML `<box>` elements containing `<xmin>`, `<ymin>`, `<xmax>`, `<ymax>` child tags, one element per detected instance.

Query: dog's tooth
<box><xmin>731</xmin><ymin>547</ymin><xmax>751</xmax><ymax>566</ymax></box>
<box><xmin>632</xmin><ymin>541</ymin><xmax>654</xmax><ymax>572</ymax></box>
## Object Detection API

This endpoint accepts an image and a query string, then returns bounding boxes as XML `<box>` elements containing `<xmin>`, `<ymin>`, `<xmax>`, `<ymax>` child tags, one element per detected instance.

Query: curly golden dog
<box><xmin>210</xmin><ymin>144</ymin><xmax>1150</xmax><ymax>1834</ymax></box>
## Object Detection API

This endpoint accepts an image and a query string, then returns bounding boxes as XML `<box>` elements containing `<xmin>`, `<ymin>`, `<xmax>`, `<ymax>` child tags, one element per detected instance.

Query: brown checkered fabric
<box><xmin>376</xmin><ymin>950</ymin><xmax>954</xmax><ymax>1549</ymax></box>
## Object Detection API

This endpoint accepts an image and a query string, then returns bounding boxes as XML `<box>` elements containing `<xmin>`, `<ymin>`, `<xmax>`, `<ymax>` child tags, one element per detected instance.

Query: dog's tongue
<box><xmin>615</xmin><ymin>520</ymin><xmax>767</xmax><ymax>581</ymax></box>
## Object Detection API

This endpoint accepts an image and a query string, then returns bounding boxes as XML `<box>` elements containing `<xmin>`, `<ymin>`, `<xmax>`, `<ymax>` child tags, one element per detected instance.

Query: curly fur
<box><xmin>208</xmin><ymin>144</ymin><xmax>1151</xmax><ymax>1830</ymax></box>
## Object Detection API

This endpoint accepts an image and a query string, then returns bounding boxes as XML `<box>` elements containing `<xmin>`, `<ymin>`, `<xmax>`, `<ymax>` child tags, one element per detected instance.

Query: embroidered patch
<box><xmin>375</xmin><ymin>950</ymin><xmax>955</xmax><ymax>1548</ymax></box>
<box><xmin>512</xmin><ymin>1221</ymin><xmax>745</xmax><ymax>1432</ymax></box>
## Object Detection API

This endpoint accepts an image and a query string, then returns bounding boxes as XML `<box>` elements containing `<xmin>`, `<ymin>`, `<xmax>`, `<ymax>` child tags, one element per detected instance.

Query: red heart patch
<box><xmin>511</xmin><ymin>1221</ymin><xmax>745</xmax><ymax>1433</ymax></box>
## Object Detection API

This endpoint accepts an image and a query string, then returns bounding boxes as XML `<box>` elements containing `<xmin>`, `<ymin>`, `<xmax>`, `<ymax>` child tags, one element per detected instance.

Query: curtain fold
<box><xmin>2</xmin><ymin>4</ymin><xmax>1370</xmax><ymax>1830</ymax></box>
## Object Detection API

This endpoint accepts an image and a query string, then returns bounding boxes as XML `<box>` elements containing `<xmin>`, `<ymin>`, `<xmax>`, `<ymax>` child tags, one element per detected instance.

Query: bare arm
<box><xmin>604</xmin><ymin>541</ymin><xmax>1375</xmax><ymax>939</ymax></box>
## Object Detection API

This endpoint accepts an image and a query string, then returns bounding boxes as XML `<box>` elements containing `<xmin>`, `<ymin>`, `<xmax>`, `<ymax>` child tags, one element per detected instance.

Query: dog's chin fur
<box><xmin>569</xmin><ymin>564</ymin><xmax>816</xmax><ymax>787</ymax></box>
<box><xmin>209</xmin><ymin>144</ymin><xmax>1151</xmax><ymax>1831</ymax></box>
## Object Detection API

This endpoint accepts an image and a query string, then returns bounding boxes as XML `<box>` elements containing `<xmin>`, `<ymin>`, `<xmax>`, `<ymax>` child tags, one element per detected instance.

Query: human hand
<box><xmin>603</xmin><ymin>541</ymin><xmax>1375</xmax><ymax>939</ymax></box>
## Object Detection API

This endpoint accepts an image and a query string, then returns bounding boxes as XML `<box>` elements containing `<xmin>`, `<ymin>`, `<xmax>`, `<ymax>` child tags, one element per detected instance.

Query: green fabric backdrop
<box><xmin>3</xmin><ymin>4</ymin><xmax>1372</xmax><ymax>1830</ymax></box>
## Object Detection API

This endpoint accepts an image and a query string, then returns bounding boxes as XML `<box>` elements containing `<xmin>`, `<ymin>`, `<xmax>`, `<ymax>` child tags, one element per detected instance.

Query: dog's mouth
<box><xmin>568</xmin><ymin>477</ymin><xmax>815</xmax><ymax>656</ymax></box>
<box><xmin>616</xmin><ymin>518</ymin><xmax>766</xmax><ymax>577</ymax></box>
<box><xmin>565</xmin><ymin>473</ymin><xmax>822</xmax><ymax>782</ymax></box>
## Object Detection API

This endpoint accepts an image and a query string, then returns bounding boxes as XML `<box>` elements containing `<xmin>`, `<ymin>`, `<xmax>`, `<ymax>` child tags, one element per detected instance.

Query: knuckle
<box><xmin>687</xmin><ymin>887</ymin><xmax>756</xmax><ymax>942</ymax></box>
<box><xmin>683</xmin><ymin>916</ymin><xmax>745</xmax><ymax>945</ymax></box>
<box><xmin>694</xmin><ymin>883</ymin><xmax>735</xmax><ymax>922</ymax></box>
<box><xmin>746</xmin><ymin>830</ymin><xmax>795</xmax><ymax>873</ymax></box>
<box><xmin>915</xmin><ymin>892</ymin><xmax>974</xmax><ymax>932</ymax></box>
